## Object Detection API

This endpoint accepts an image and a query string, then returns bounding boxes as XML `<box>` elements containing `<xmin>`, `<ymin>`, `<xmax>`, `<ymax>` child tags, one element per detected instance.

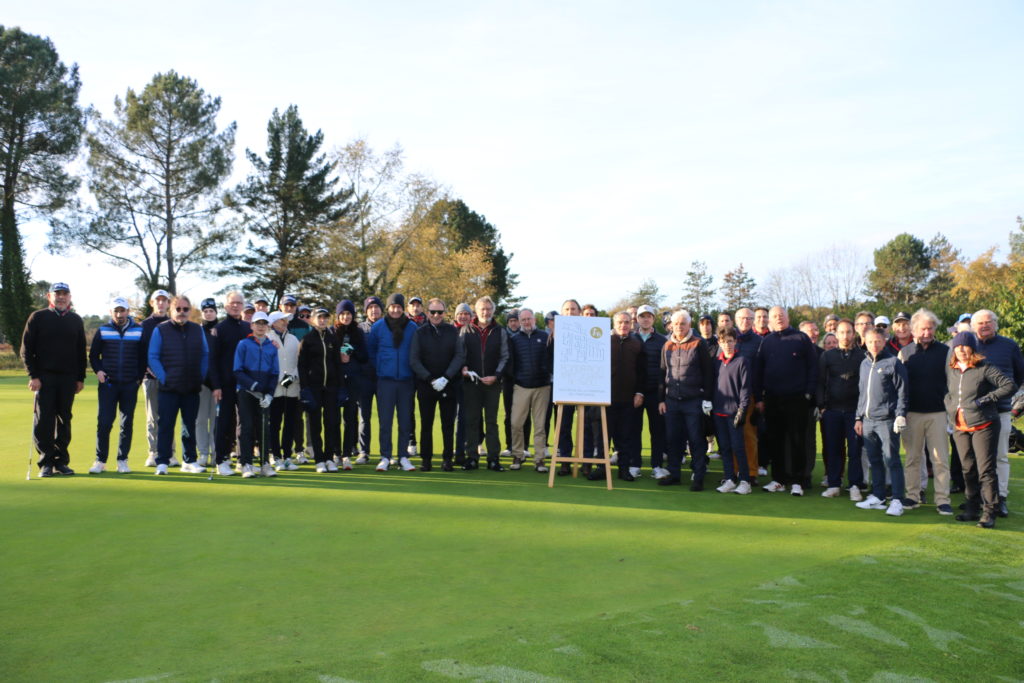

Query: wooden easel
<box><xmin>548</xmin><ymin>402</ymin><xmax>613</xmax><ymax>490</ymax></box>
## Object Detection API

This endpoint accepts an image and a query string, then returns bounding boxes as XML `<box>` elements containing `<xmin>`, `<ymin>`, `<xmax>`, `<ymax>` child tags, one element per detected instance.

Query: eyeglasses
<box><xmin>176</xmin><ymin>307</ymin><xmax>191</xmax><ymax>312</ymax></box>
<box><xmin>428</xmin><ymin>310</ymin><xmax>445</xmax><ymax>315</ymax></box>
<box><xmin>298</xmin><ymin>314</ymin><xmax>311</xmax><ymax>319</ymax></box>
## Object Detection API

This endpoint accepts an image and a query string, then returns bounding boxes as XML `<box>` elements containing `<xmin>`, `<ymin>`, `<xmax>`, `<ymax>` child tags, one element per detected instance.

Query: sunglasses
<box><xmin>428</xmin><ymin>310</ymin><xmax>445</xmax><ymax>315</ymax></box>
<box><xmin>176</xmin><ymin>307</ymin><xmax>191</xmax><ymax>312</ymax></box>
<box><xmin>299</xmin><ymin>314</ymin><xmax>311</xmax><ymax>319</ymax></box>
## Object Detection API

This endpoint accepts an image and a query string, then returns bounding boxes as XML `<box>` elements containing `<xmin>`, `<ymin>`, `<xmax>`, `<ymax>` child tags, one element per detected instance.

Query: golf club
<box><xmin>208</xmin><ymin>400</ymin><xmax>218</xmax><ymax>481</ymax></box>
<box><xmin>26</xmin><ymin>391</ymin><xmax>36</xmax><ymax>480</ymax></box>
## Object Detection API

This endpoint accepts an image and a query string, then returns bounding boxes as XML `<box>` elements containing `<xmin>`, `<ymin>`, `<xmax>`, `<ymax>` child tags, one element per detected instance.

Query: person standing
<box><xmin>196</xmin><ymin>297</ymin><xmax>221</xmax><ymax>468</ymax></box>
<box><xmin>508</xmin><ymin>308</ymin><xmax>552</xmax><ymax>473</ymax></box>
<box><xmin>409</xmin><ymin>298</ymin><xmax>464</xmax><ymax>471</ymax></box>
<box><xmin>590</xmin><ymin>311</ymin><xmax>645</xmax><ymax>482</ymax></box>
<box><xmin>452</xmin><ymin>302</ymin><xmax>475</xmax><ymax>465</ymax></box>
<box><xmin>657</xmin><ymin>310</ymin><xmax>714</xmax><ymax>490</ymax></box>
<box><xmin>501</xmin><ymin>309</ymin><xmax>528</xmax><ymax>457</ymax></box>
<box><xmin>817</xmin><ymin>319</ymin><xmax>866</xmax><ymax>500</ymax></box>
<box><xmin>356</xmin><ymin>295</ymin><xmax>383</xmax><ymax>463</ymax></box>
<box><xmin>712</xmin><ymin>327</ymin><xmax>752</xmax><ymax>494</ymax></box>
<box><xmin>367</xmin><ymin>293</ymin><xmax>419</xmax><ymax>472</ymax></box>
<box><xmin>281</xmin><ymin>295</ymin><xmax>311</xmax><ymax>342</ymax></box>
<box><xmin>88</xmin><ymin>297</ymin><xmax>144</xmax><ymax>474</ymax></box>
<box><xmin>298</xmin><ymin>308</ymin><xmax>343</xmax><ymax>473</ymax></box>
<box><xmin>147</xmin><ymin>295</ymin><xmax>209</xmax><ymax>475</ymax></box>
<box><xmin>234</xmin><ymin>311</ymin><xmax>280</xmax><ymax>478</ymax></box>
<box><xmin>140</xmin><ymin>289</ymin><xmax>172</xmax><ymax>467</ymax></box>
<box><xmin>335</xmin><ymin>300</ymin><xmax>368</xmax><ymax>469</ymax></box>
<box><xmin>268</xmin><ymin>311</ymin><xmax>301</xmax><ymax>472</ymax></box>
<box><xmin>458</xmin><ymin>295</ymin><xmax>510</xmax><ymax>471</ymax></box>
<box><xmin>853</xmin><ymin>328</ymin><xmax>909</xmax><ymax>516</ymax></box>
<box><xmin>635</xmin><ymin>305</ymin><xmax>668</xmax><ymax>479</ymax></box>
<box><xmin>898</xmin><ymin>309</ymin><xmax>953</xmax><ymax>514</ymax></box>
<box><xmin>213</xmin><ymin>291</ymin><xmax>251</xmax><ymax>476</ymax></box>
<box><xmin>970</xmin><ymin>309</ymin><xmax>1024</xmax><ymax>517</ymax></box>
<box><xmin>945</xmin><ymin>331</ymin><xmax>1016</xmax><ymax>528</ymax></box>
<box><xmin>21</xmin><ymin>282</ymin><xmax>87</xmax><ymax>477</ymax></box>
<box><xmin>734</xmin><ymin>307</ymin><xmax>763</xmax><ymax>480</ymax></box>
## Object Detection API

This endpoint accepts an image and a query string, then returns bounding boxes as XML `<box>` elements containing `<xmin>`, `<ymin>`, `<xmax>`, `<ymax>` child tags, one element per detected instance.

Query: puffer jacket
<box><xmin>234</xmin><ymin>334</ymin><xmax>280</xmax><ymax>395</ymax></box>
<box><xmin>367</xmin><ymin>317</ymin><xmax>417</xmax><ymax>381</ymax></box>
<box><xmin>269</xmin><ymin>328</ymin><xmax>300</xmax><ymax>398</ymax></box>
<box><xmin>945</xmin><ymin>359</ymin><xmax>1016</xmax><ymax>428</ymax></box>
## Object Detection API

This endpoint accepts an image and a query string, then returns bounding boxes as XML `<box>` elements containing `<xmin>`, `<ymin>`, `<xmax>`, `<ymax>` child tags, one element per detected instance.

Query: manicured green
<box><xmin>1</xmin><ymin>372</ymin><xmax>1021</xmax><ymax>682</ymax></box>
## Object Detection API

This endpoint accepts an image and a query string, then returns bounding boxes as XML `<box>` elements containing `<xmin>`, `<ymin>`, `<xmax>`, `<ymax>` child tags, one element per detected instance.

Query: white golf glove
<box><xmin>259</xmin><ymin>394</ymin><xmax>273</xmax><ymax>410</ymax></box>
<box><xmin>466</xmin><ymin>370</ymin><xmax>481</xmax><ymax>383</ymax></box>
<box><xmin>701</xmin><ymin>400</ymin><xmax>712</xmax><ymax>416</ymax></box>
<box><xmin>893</xmin><ymin>416</ymin><xmax>907</xmax><ymax>434</ymax></box>
<box><xmin>431</xmin><ymin>377</ymin><xmax>449</xmax><ymax>392</ymax></box>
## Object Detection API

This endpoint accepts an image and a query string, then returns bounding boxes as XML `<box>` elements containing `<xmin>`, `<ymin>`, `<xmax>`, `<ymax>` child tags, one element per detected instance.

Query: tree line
<box><xmin>0</xmin><ymin>27</ymin><xmax>518</xmax><ymax>352</ymax></box>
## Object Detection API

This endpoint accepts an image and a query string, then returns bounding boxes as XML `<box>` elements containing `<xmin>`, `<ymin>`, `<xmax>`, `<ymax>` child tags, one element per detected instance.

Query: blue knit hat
<box><xmin>336</xmin><ymin>299</ymin><xmax>356</xmax><ymax>316</ymax></box>
<box><xmin>951</xmin><ymin>331</ymin><xmax>977</xmax><ymax>350</ymax></box>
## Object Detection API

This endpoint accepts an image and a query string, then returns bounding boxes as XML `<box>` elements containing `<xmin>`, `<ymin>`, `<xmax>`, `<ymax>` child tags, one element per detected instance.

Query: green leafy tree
<box><xmin>720</xmin><ymin>263</ymin><xmax>757</xmax><ymax>310</ymax></box>
<box><xmin>0</xmin><ymin>27</ymin><xmax>83</xmax><ymax>353</ymax></box>
<box><xmin>864</xmin><ymin>233</ymin><xmax>933</xmax><ymax>306</ymax></box>
<box><xmin>679</xmin><ymin>260</ymin><xmax>715</xmax><ymax>314</ymax></box>
<box><xmin>50</xmin><ymin>71</ymin><xmax>235</xmax><ymax>295</ymax></box>
<box><xmin>222</xmin><ymin>105</ymin><xmax>351</xmax><ymax>305</ymax></box>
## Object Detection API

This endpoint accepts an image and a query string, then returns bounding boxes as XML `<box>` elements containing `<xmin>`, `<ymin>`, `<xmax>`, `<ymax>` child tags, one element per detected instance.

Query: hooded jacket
<box><xmin>367</xmin><ymin>316</ymin><xmax>417</xmax><ymax>381</ymax></box>
<box><xmin>855</xmin><ymin>348</ymin><xmax>907</xmax><ymax>422</ymax></box>
<box><xmin>234</xmin><ymin>334</ymin><xmax>280</xmax><ymax>395</ymax></box>
<box><xmin>945</xmin><ymin>358</ymin><xmax>1016</xmax><ymax>428</ymax></box>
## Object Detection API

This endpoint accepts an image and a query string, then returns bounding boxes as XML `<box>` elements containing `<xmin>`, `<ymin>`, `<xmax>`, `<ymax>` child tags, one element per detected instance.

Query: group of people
<box><xmin>21</xmin><ymin>282</ymin><xmax>1023</xmax><ymax>528</ymax></box>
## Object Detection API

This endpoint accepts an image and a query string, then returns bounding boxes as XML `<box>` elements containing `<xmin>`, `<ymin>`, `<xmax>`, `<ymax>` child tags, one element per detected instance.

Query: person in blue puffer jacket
<box><xmin>366</xmin><ymin>293</ymin><xmax>418</xmax><ymax>472</ymax></box>
<box><xmin>234</xmin><ymin>311</ymin><xmax>280</xmax><ymax>478</ymax></box>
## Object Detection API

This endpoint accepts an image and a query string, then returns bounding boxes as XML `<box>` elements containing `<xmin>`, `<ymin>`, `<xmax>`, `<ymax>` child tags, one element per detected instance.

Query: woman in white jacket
<box><xmin>268</xmin><ymin>311</ymin><xmax>301</xmax><ymax>471</ymax></box>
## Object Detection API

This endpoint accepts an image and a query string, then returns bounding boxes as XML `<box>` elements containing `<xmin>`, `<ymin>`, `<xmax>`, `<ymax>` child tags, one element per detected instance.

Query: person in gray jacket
<box><xmin>854</xmin><ymin>327</ymin><xmax>909</xmax><ymax>517</ymax></box>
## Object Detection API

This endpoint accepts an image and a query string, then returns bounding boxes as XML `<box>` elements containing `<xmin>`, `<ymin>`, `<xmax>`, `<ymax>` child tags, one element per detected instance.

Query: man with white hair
<box><xmin>657</xmin><ymin>309</ymin><xmax>714</xmax><ymax>489</ymax></box>
<box><xmin>140</xmin><ymin>289</ymin><xmax>174</xmax><ymax>467</ymax></box>
<box><xmin>971</xmin><ymin>309</ymin><xmax>1024</xmax><ymax>517</ymax></box>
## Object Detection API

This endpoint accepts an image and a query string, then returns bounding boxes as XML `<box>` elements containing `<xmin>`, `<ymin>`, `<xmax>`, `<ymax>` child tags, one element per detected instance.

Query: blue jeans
<box><xmin>822</xmin><ymin>409</ymin><xmax>864</xmax><ymax>488</ymax></box>
<box><xmin>376</xmin><ymin>377</ymin><xmax>414</xmax><ymax>459</ymax></box>
<box><xmin>157</xmin><ymin>390</ymin><xmax>199</xmax><ymax>465</ymax></box>
<box><xmin>96</xmin><ymin>380</ymin><xmax>139</xmax><ymax>462</ymax></box>
<box><xmin>862</xmin><ymin>418</ymin><xmax>905</xmax><ymax>501</ymax></box>
<box><xmin>664</xmin><ymin>397</ymin><xmax>707</xmax><ymax>482</ymax></box>
<box><xmin>714</xmin><ymin>414</ymin><xmax>748</xmax><ymax>482</ymax></box>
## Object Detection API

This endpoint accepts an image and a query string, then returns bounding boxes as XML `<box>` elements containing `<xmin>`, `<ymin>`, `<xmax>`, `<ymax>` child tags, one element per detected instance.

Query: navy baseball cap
<box><xmin>50</xmin><ymin>282</ymin><xmax>70</xmax><ymax>292</ymax></box>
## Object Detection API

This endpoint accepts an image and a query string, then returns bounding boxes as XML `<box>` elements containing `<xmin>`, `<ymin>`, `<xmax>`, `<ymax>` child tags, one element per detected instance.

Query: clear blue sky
<box><xmin>9</xmin><ymin>1</ymin><xmax>1023</xmax><ymax>315</ymax></box>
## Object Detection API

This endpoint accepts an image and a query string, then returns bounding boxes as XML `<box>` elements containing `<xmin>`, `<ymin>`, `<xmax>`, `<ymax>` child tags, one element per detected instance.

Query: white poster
<box><xmin>552</xmin><ymin>315</ymin><xmax>611</xmax><ymax>404</ymax></box>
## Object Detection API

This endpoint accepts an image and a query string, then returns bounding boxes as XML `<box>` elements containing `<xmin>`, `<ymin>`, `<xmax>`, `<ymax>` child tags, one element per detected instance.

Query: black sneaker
<box><xmin>996</xmin><ymin>497</ymin><xmax>1009</xmax><ymax>518</ymax></box>
<box><xmin>55</xmin><ymin>465</ymin><xmax>75</xmax><ymax>476</ymax></box>
<box><xmin>657</xmin><ymin>477</ymin><xmax>681</xmax><ymax>486</ymax></box>
<box><xmin>38</xmin><ymin>465</ymin><xmax>54</xmax><ymax>478</ymax></box>
<box><xmin>617</xmin><ymin>471</ymin><xmax>636</xmax><ymax>482</ymax></box>
<box><xmin>903</xmin><ymin>500</ymin><xmax>920</xmax><ymax>510</ymax></box>
<box><xmin>936</xmin><ymin>504</ymin><xmax>954</xmax><ymax>516</ymax></box>
<box><xmin>586</xmin><ymin>467</ymin><xmax>606</xmax><ymax>481</ymax></box>
<box><xmin>487</xmin><ymin>461</ymin><xmax>505</xmax><ymax>472</ymax></box>
<box><xmin>955</xmin><ymin>511</ymin><xmax>980</xmax><ymax>522</ymax></box>
<box><xmin>689</xmin><ymin>481</ymin><xmax>705</xmax><ymax>492</ymax></box>
<box><xmin>441</xmin><ymin>460</ymin><xmax>454</xmax><ymax>472</ymax></box>
<box><xmin>978</xmin><ymin>514</ymin><xmax>996</xmax><ymax>529</ymax></box>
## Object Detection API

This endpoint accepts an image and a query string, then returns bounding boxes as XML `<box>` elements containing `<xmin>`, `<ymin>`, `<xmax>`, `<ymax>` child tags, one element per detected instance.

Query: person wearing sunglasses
<box><xmin>410</xmin><ymin>299</ymin><xmax>464</xmax><ymax>471</ymax></box>
<box><xmin>281</xmin><ymin>295</ymin><xmax>311</xmax><ymax>342</ymax></box>
<box><xmin>147</xmin><ymin>295</ymin><xmax>210</xmax><ymax>476</ymax></box>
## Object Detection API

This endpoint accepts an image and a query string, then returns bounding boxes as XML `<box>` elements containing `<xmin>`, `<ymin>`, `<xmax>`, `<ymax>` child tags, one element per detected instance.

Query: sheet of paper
<box><xmin>552</xmin><ymin>315</ymin><xmax>610</xmax><ymax>405</ymax></box>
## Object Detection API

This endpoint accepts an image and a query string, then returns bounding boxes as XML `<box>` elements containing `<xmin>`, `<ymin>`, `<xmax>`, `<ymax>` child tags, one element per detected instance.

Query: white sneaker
<box><xmin>653</xmin><ymin>467</ymin><xmax>669</xmax><ymax>480</ymax></box>
<box><xmin>399</xmin><ymin>457</ymin><xmax>416</xmax><ymax>472</ymax></box>
<box><xmin>848</xmin><ymin>486</ymin><xmax>864</xmax><ymax>502</ymax></box>
<box><xmin>885</xmin><ymin>499</ymin><xmax>904</xmax><ymax>517</ymax></box>
<box><xmin>763</xmin><ymin>480</ymin><xmax>785</xmax><ymax>493</ymax></box>
<box><xmin>820</xmin><ymin>478</ymin><xmax>828</xmax><ymax>488</ymax></box>
<box><xmin>217</xmin><ymin>461</ymin><xmax>235</xmax><ymax>477</ymax></box>
<box><xmin>169</xmin><ymin>455</ymin><xmax>180</xmax><ymax>468</ymax></box>
<box><xmin>629</xmin><ymin>467</ymin><xmax>641</xmax><ymax>478</ymax></box>
<box><xmin>717</xmin><ymin>480</ymin><xmax>737</xmax><ymax>493</ymax></box>
<box><xmin>285</xmin><ymin>458</ymin><xmax>299</xmax><ymax>471</ymax></box>
<box><xmin>294</xmin><ymin>454</ymin><xmax>310</xmax><ymax>465</ymax></box>
<box><xmin>355</xmin><ymin>453</ymin><xmax>369</xmax><ymax>465</ymax></box>
<box><xmin>407</xmin><ymin>444</ymin><xmax>418</xmax><ymax>457</ymax></box>
<box><xmin>235</xmin><ymin>463</ymin><xmax>244</xmax><ymax>473</ymax></box>
<box><xmin>182</xmin><ymin>462</ymin><xmax>206</xmax><ymax>474</ymax></box>
<box><xmin>261</xmin><ymin>463</ymin><xmax>277</xmax><ymax>477</ymax></box>
<box><xmin>145</xmin><ymin>454</ymin><xmax>157</xmax><ymax>467</ymax></box>
<box><xmin>341</xmin><ymin>456</ymin><xmax>353</xmax><ymax>470</ymax></box>
<box><xmin>509</xmin><ymin>457</ymin><xmax>523</xmax><ymax>471</ymax></box>
<box><xmin>326</xmin><ymin>460</ymin><xmax>339</xmax><ymax>472</ymax></box>
<box><xmin>241</xmin><ymin>464</ymin><xmax>256</xmax><ymax>478</ymax></box>
<box><xmin>535</xmin><ymin>463</ymin><xmax>549</xmax><ymax>473</ymax></box>
<box><xmin>610</xmin><ymin>452</ymin><xmax>618</xmax><ymax>465</ymax></box>
<box><xmin>821</xmin><ymin>487</ymin><xmax>842</xmax><ymax>498</ymax></box>
<box><xmin>197</xmin><ymin>454</ymin><xmax>209</xmax><ymax>467</ymax></box>
<box><xmin>855</xmin><ymin>494</ymin><xmax>886</xmax><ymax>510</ymax></box>
<box><xmin>88</xmin><ymin>460</ymin><xmax>106</xmax><ymax>474</ymax></box>
<box><xmin>116</xmin><ymin>460</ymin><xmax>131</xmax><ymax>474</ymax></box>
<box><xmin>315</xmin><ymin>462</ymin><xmax>327</xmax><ymax>473</ymax></box>
<box><xmin>376</xmin><ymin>458</ymin><xmax>390</xmax><ymax>472</ymax></box>
<box><xmin>500</xmin><ymin>449</ymin><xmax>512</xmax><ymax>457</ymax></box>
<box><xmin>734</xmin><ymin>481</ymin><xmax>752</xmax><ymax>495</ymax></box>
<box><xmin>757</xmin><ymin>467</ymin><xmax>768</xmax><ymax>477</ymax></box>
<box><xmin>790</xmin><ymin>484</ymin><xmax>804</xmax><ymax>497</ymax></box>
<box><xmin>155</xmin><ymin>464</ymin><xmax>168</xmax><ymax>476</ymax></box>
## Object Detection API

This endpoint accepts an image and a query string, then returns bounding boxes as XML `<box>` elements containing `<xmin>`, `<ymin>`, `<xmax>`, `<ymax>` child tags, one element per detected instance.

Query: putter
<box><xmin>208</xmin><ymin>400</ymin><xmax>219</xmax><ymax>481</ymax></box>
<box><xmin>26</xmin><ymin>390</ymin><xmax>37</xmax><ymax>480</ymax></box>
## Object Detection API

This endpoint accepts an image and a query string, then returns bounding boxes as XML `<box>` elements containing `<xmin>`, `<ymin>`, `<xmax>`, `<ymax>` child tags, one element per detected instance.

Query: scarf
<box><xmin>386</xmin><ymin>314</ymin><xmax>409</xmax><ymax>349</ymax></box>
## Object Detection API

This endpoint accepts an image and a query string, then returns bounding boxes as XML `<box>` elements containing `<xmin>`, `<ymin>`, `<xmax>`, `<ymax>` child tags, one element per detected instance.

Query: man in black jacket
<box><xmin>298</xmin><ymin>308</ymin><xmax>343</xmax><ymax>472</ymax></box>
<box><xmin>508</xmin><ymin>309</ymin><xmax>552</xmax><ymax>472</ymax></box>
<box><xmin>410</xmin><ymin>298</ymin><xmax>464</xmax><ymax>471</ymax></box>
<box><xmin>458</xmin><ymin>295</ymin><xmax>509</xmax><ymax>470</ymax></box>
<box><xmin>817</xmin><ymin>319</ymin><xmax>866</xmax><ymax>500</ymax></box>
<box><xmin>590</xmin><ymin>311</ymin><xmax>645</xmax><ymax>482</ymax></box>
<box><xmin>21</xmin><ymin>282</ymin><xmax>87</xmax><ymax>477</ymax></box>
<box><xmin>140</xmin><ymin>289</ymin><xmax>172</xmax><ymax>467</ymax></box>
<box><xmin>634</xmin><ymin>305</ymin><xmax>668</xmax><ymax>479</ymax></box>
<box><xmin>213</xmin><ymin>291</ymin><xmax>251</xmax><ymax>475</ymax></box>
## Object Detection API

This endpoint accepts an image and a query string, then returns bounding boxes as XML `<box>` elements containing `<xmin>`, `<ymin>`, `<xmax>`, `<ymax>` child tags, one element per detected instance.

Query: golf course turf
<box><xmin>1</xmin><ymin>372</ymin><xmax>1021</xmax><ymax>682</ymax></box>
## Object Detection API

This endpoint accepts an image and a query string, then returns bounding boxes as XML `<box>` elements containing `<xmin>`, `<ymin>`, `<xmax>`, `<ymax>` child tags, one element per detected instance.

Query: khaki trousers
<box><xmin>511</xmin><ymin>384</ymin><xmax>551</xmax><ymax>464</ymax></box>
<box><xmin>901</xmin><ymin>411</ymin><xmax>951</xmax><ymax>506</ymax></box>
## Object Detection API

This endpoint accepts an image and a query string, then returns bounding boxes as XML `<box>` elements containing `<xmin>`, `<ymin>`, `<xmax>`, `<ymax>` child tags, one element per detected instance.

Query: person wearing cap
<box><xmin>355</xmin><ymin>295</ymin><xmax>384</xmax><ymax>463</ymax></box>
<box><xmin>823</xmin><ymin>313</ymin><xmax>840</xmax><ymax>336</ymax></box>
<box><xmin>234</xmin><ymin>311</ymin><xmax>280</xmax><ymax>478</ymax></box>
<box><xmin>140</xmin><ymin>289</ymin><xmax>173</xmax><ymax>467</ymax></box>
<box><xmin>196</xmin><ymin>298</ymin><xmax>222</xmax><ymax>467</ymax></box>
<box><xmin>452</xmin><ymin>302</ymin><xmax>475</xmax><ymax>464</ymax></box>
<box><xmin>88</xmin><ymin>297</ymin><xmax>145</xmax><ymax>474</ymax></box>
<box><xmin>410</xmin><ymin>298</ymin><xmax>464</xmax><ymax>471</ymax></box>
<box><xmin>945</xmin><ymin>330</ymin><xmax>1016</xmax><ymax>528</ymax></box>
<box><xmin>697</xmin><ymin>314</ymin><xmax>718</xmax><ymax>355</ymax></box>
<box><xmin>501</xmin><ymin>308</ymin><xmax>528</xmax><ymax>458</ymax></box>
<box><xmin>298</xmin><ymin>308</ymin><xmax>343</xmax><ymax>472</ymax></box>
<box><xmin>852</xmin><ymin>327</ymin><xmax>908</xmax><ymax>516</ymax></box>
<box><xmin>213</xmin><ymin>291</ymin><xmax>252</xmax><ymax>475</ymax></box>
<box><xmin>242</xmin><ymin>301</ymin><xmax>255</xmax><ymax>323</ymax></box>
<box><xmin>874</xmin><ymin>316</ymin><xmax>892</xmax><ymax>348</ymax></box>
<box><xmin>21</xmin><ymin>282</ymin><xmax>87</xmax><ymax>477</ymax></box>
<box><xmin>334</xmin><ymin>300</ymin><xmax>368</xmax><ymax>469</ymax></box>
<box><xmin>897</xmin><ymin>309</ymin><xmax>952</xmax><ymax>514</ymax></box>
<box><xmin>888</xmin><ymin>311</ymin><xmax>913</xmax><ymax>353</ymax></box>
<box><xmin>634</xmin><ymin>304</ymin><xmax>668</xmax><ymax>479</ymax></box>
<box><xmin>253</xmin><ymin>296</ymin><xmax>270</xmax><ymax>314</ymax></box>
<box><xmin>268</xmin><ymin>310</ymin><xmax>301</xmax><ymax>471</ymax></box>
<box><xmin>148</xmin><ymin>295</ymin><xmax>210</xmax><ymax>475</ymax></box>
<box><xmin>458</xmin><ymin>295</ymin><xmax>510</xmax><ymax>471</ymax></box>
<box><xmin>970</xmin><ymin>309</ymin><xmax>1024</xmax><ymax>517</ymax></box>
<box><xmin>281</xmin><ymin>295</ymin><xmax>311</xmax><ymax>342</ymax></box>
<box><xmin>367</xmin><ymin>293</ymin><xmax>419</xmax><ymax>471</ymax></box>
<box><xmin>285</xmin><ymin>300</ymin><xmax>312</xmax><ymax>460</ymax></box>
<box><xmin>406</xmin><ymin>296</ymin><xmax>427</xmax><ymax>327</ymax></box>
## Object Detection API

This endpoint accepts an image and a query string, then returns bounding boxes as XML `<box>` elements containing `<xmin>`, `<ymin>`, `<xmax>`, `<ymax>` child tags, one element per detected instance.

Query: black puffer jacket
<box><xmin>945</xmin><ymin>359</ymin><xmax>1016</xmax><ymax>428</ymax></box>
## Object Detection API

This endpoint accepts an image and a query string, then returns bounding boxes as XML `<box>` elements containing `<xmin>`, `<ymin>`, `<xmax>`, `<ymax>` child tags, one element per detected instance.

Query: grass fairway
<box><xmin>1</xmin><ymin>372</ymin><xmax>1022</xmax><ymax>682</ymax></box>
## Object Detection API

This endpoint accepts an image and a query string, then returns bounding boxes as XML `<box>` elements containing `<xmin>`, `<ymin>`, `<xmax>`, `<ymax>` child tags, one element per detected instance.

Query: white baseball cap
<box><xmin>251</xmin><ymin>311</ymin><xmax>270</xmax><ymax>324</ymax></box>
<box><xmin>637</xmin><ymin>305</ymin><xmax>657</xmax><ymax>316</ymax></box>
<box><xmin>111</xmin><ymin>297</ymin><xmax>131</xmax><ymax>310</ymax></box>
<box><xmin>268</xmin><ymin>311</ymin><xmax>291</xmax><ymax>325</ymax></box>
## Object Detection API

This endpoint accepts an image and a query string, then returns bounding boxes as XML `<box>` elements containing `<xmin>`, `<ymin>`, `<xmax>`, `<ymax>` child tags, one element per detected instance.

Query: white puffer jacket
<box><xmin>270</xmin><ymin>328</ymin><xmax>301</xmax><ymax>398</ymax></box>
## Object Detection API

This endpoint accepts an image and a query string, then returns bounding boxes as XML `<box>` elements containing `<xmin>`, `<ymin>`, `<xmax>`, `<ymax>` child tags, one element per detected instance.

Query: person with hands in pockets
<box><xmin>297</xmin><ymin>308</ymin><xmax>343</xmax><ymax>473</ymax></box>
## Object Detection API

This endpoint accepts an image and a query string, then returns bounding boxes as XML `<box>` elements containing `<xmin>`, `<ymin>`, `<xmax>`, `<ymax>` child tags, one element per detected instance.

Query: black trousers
<box><xmin>764</xmin><ymin>394</ymin><xmax>813</xmax><ymax>487</ymax></box>
<box><xmin>593</xmin><ymin>401</ymin><xmax>640</xmax><ymax>473</ymax></box>
<box><xmin>33</xmin><ymin>373</ymin><xmax>77</xmax><ymax>468</ymax></box>
<box><xmin>417</xmin><ymin>379</ymin><xmax>458</xmax><ymax>461</ymax></box>
<box><xmin>464</xmin><ymin>380</ymin><xmax>502</xmax><ymax>461</ymax></box>
<box><xmin>953</xmin><ymin>423</ymin><xmax>999</xmax><ymax>516</ymax></box>
<box><xmin>636</xmin><ymin>389</ymin><xmax>666</xmax><ymax>469</ymax></box>
<box><xmin>215</xmin><ymin>384</ymin><xmax>239</xmax><ymax>464</ymax></box>
<box><xmin>269</xmin><ymin>395</ymin><xmax>298</xmax><ymax>460</ymax></box>
<box><xmin>340</xmin><ymin>395</ymin><xmax>359</xmax><ymax>458</ymax></box>
<box><xmin>305</xmin><ymin>386</ymin><xmax>339</xmax><ymax>463</ymax></box>
<box><xmin>237</xmin><ymin>392</ymin><xmax>270</xmax><ymax>466</ymax></box>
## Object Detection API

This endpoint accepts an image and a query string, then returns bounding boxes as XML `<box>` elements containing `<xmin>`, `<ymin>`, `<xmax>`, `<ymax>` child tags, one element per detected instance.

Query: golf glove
<box><xmin>431</xmin><ymin>377</ymin><xmax>449</xmax><ymax>392</ymax></box>
<box><xmin>466</xmin><ymin>370</ymin><xmax>481</xmax><ymax>383</ymax></box>
<box><xmin>259</xmin><ymin>394</ymin><xmax>273</xmax><ymax>410</ymax></box>
<box><xmin>701</xmin><ymin>400</ymin><xmax>712</xmax><ymax>416</ymax></box>
<box><xmin>732</xmin><ymin>411</ymin><xmax>745</xmax><ymax>429</ymax></box>
<box><xmin>893</xmin><ymin>415</ymin><xmax>907</xmax><ymax>434</ymax></box>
